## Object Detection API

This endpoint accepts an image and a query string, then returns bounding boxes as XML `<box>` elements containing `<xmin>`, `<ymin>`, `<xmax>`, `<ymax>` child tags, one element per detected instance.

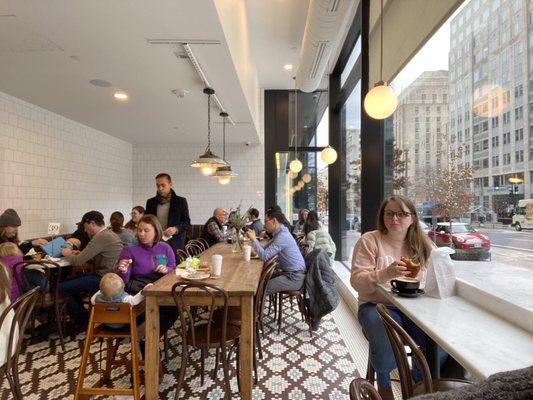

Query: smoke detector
<box><xmin>171</xmin><ymin>89</ymin><xmax>189</xmax><ymax>98</ymax></box>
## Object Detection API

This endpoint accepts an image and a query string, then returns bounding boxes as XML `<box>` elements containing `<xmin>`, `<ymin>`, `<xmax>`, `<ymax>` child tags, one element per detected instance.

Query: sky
<box><xmin>391</xmin><ymin>1</ymin><xmax>469</xmax><ymax>94</ymax></box>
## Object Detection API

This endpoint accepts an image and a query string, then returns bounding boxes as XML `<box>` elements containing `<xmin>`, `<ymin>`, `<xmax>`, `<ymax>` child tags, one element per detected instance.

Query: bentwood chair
<box><xmin>0</xmin><ymin>288</ymin><xmax>40</xmax><ymax>400</ymax></box>
<box><xmin>171</xmin><ymin>281</ymin><xmax>241</xmax><ymax>399</ymax></box>
<box><xmin>213</xmin><ymin>258</ymin><xmax>278</xmax><ymax>383</ymax></box>
<box><xmin>176</xmin><ymin>249</ymin><xmax>189</xmax><ymax>263</ymax></box>
<box><xmin>350</xmin><ymin>377</ymin><xmax>383</xmax><ymax>400</ymax></box>
<box><xmin>74</xmin><ymin>302</ymin><xmax>145</xmax><ymax>400</ymax></box>
<box><xmin>376</xmin><ymin>304</ymin><xmax>470</xmax><ymax>398</ymax></box>
<box><xmin>185</xmin><ymin>241</ymin><xmax>203</xmax><ymax>257</ymax></box>
<box><xmin>196</xmin><ymin>238</ymin><xmax>210</xmax><ymax>251</ymax></box>
<box><xmin>14</xmin><ymin>260</ymin><xmax>69</xmax><ymax>351</ymax></box>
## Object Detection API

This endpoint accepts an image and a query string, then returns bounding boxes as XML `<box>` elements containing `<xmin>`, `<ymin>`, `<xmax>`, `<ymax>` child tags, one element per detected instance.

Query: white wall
<box><xmin>0</xmin><ymin>91</ymin><xmax>133</xmax><ymax>240</ymax></box>
<box><xmin>132</xmin><ymin>143</ymin><xmax>265</xmax><ymax>225</ymax></box>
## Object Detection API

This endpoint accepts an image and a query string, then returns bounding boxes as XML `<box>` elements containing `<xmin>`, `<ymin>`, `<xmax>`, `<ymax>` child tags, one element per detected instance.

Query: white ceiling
<box><xmin>0</xmin><ymin>0</ymin><xmax>310</xmax><ymax>145</ymax></box>
<box><xmin>245</xmin><ymin>0</ymin><xmax>310</xmax><ymax>90</ymax></box>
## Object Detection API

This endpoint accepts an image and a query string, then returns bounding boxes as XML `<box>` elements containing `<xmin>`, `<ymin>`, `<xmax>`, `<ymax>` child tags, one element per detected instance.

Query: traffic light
<box><xmin>514</xmin><ymin>185</ymin><xmax>519</xmax><ymax>194</ymax></box>
<box><xmin>509</xmin><ymin>187</ymin><xmax>513</xmax><ymax>196</ymax></box>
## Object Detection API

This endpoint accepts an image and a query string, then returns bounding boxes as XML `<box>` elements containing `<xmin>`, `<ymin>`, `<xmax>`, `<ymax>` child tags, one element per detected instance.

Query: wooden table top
<box><xmin>143</xmin><ymin>243</ymin><xmax>263</xmax><ymax>297</ymax></box>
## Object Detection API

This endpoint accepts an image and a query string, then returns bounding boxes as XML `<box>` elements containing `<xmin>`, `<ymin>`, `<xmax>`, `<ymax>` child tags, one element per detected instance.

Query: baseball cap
<box><xmin>79</xmin><ymin>211</ymin><xmax>105</xmax><ymax>225</ymax></box>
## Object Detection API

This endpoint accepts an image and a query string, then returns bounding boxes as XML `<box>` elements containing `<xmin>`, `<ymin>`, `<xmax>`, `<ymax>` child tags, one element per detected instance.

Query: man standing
<box><xmin>246</xmin><ymin>208</ymin><xmax>306</xmax><ymax>295</ymax></box>
<box><xmin>145</xmin><ymin>173</ymin><xmax>191</xmax><ymax>251</ymax></box>
<box><xmin>201</xmin><ymin>208</ymin><xmax>231</xmax><ymax>246</ymax></box>
<box><xmin>59</xmin><ymin>211</ymin><xmax>122</xmax><ymax>330</ymax></box>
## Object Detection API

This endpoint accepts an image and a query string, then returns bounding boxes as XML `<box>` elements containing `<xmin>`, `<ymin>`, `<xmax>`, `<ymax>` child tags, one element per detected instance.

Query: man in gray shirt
<box><xmin>59</xmin><ymin>211</ymin><xmax>122</xmax><ymax>329</ymax></box>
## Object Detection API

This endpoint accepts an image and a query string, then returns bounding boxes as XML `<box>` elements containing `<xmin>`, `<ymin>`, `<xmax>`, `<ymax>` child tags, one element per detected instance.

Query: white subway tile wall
<box><xmin>132</xmin><ymin>143</ymin><xmax>265</xmax><ymax>224</ymax></box>
<box><xmin>0</xmin><ymin>91</ymin><xmax>133</xmax><ymax>240</ymax></box>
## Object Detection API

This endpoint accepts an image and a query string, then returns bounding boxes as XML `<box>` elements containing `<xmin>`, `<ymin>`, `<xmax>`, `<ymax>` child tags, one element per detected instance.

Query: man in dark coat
<box><xmin>145</xmin><ymin>173</ymin><xmax>191</xmax><ymax>251</ymax></box>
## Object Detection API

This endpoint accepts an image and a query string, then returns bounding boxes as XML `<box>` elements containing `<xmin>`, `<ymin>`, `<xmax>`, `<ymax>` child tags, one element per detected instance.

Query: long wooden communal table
<box><xmin>143</xmin><ymin>242</ymin><xmax>264</xmax><ymax>400</ymax></box>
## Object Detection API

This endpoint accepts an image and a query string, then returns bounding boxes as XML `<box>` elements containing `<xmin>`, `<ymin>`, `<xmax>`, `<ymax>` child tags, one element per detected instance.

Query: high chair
<box><xmin>74</xmin><ymin>302</ymin><xmax>145</xmax><ymax>400</ymax></box>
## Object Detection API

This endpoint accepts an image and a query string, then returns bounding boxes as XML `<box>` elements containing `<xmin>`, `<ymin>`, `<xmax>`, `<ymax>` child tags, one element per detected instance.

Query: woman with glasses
<box><xmin>124</xmin><ymin>206</ymin><xmax>145</xmax><ymax>232</ymax></box>
<box><xmin>350</xmin><ymin>195</ymin><xmax>440</xmax><ymax>400</ymax></box>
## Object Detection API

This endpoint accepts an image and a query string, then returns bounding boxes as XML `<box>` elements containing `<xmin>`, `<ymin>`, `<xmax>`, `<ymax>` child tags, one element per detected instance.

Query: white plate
<box><xmin>183</xmin><ymin>271</ymin><xmax>210</xmax><ymax>280</ymax></box>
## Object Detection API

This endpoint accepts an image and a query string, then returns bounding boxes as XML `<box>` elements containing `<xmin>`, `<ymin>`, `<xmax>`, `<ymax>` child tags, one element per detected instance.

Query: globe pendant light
<box><xmin>363</xmin><ymin>0</ymin><xmax>398</xmax><ymax>119</ymax></box>
<box><xmin>214</xmin><ymin>112</ymin><xmax>238</xmax><ymax>185</ymax></box>
<box><xmin>289</xmin><ymin>80</ymin><xmax>303</xmax><ymax>173</ymax></box>
<box><xmin>191</xmin><ymin>88</ymin><xmax>228</xmax><ymax>176</ymax></box>
<box><xmin>320</xmin><ymin>145</ymin><xmax>338</xmax><ymax>164</ymax></box>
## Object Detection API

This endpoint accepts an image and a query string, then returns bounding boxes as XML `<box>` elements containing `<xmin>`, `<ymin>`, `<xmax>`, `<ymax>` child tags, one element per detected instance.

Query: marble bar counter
<box><xmin>378</xmin><ymin>259</ymin><xmax>533</xmax><ymax>380</ymax></box>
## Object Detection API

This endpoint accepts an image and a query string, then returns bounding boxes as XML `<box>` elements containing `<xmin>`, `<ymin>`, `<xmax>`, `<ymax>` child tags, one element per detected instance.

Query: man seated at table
<box><xmin>200</xmin><ymin>208</ymin><xmax>232</xmax><ymax>247</ymax></box>
<box><xmin>246</xmin><ymin>208</ymin><xmax>306</xmax><ymax>295</ymax></box>
<box><xmin>59</xmin><ymin>211</ymin><xmax>123</xmax><ymax>332</ymax></box>
<box><xmin>246</xmin><ymin>208</ymin><xmax>264</xmax><ymax>236</ymax></box>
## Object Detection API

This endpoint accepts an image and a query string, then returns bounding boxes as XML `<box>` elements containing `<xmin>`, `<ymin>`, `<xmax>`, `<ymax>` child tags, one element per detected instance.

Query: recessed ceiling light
<box><xmin>113</xmin><ymin>92</ymin><xmax>129</xmax><ymax>101</ymax></box>
<box><xmin>284</xmin><ymin>64</ymin><xmax>293</xmax><ymax>70</ymax></box>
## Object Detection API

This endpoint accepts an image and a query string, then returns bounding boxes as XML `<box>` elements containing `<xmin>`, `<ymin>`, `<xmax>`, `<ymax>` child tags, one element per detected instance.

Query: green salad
<box><xmin>177</xmin><ymin>256</ymin><xmax>201</xmax><ymax>269</ymax></box>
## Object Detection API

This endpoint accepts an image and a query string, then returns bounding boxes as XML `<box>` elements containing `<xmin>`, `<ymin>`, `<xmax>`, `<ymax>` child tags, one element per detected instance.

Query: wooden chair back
<box><xmin>196</xmin><ymin>238</ymin><xmax>210</xmax><ymax>251</ymax></box>
<box><xmin>255</xmin><ymin>260</ymin><xmax>277</xmax><ymax>321</ymax></box>
<box><xmin>176</xmin><ymin>249</ymin><xmax>189</xmax><ymax>263</ymax></box>
<box><xmin>376</xmin><ymin>304</ymin><xmax>433</xmax><ymax>398</ymax></box>
<box><xmin>0</xmin><ymin>287</ymin><xmax>39</xmax><ymax>369</ymax></box>
<box><xmin>185</xmin><ymin>242</ymin><xmax>203</xmax><ymax>257</ymax></box>
<box><xmin>349</xmin><ymin>377</ymin><xmax>383</xmax><ymax>400</ymax></box>
<box><xmin>171</xmin><ymin>281</ymin><xmax>229</xmax><ymax>349</ymax></box>
<box><xmin>14</xmin><ymin>260</ymin><xmax>61</xmax><ymax>299</ymax></box>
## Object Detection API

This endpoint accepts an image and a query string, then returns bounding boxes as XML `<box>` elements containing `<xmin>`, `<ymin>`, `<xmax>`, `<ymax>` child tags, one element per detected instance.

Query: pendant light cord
<box><xmin>380</xmin><ymin>0</ymin><xmax>384</xmax><ymax>82</ymax></box>
<box><xmin>206</xmin><ymin>92</ymin><xmax>212</xmax><ymax>152</ymax></box>
<box><xmin>294</xmin><ymin>80</ymin><xmax>298</xmax><ymax>159</ymax></box>
<box><xmin>222</xmin><ymin>115</ymin><xmax>226</xmax><ymax>160</ymax></box>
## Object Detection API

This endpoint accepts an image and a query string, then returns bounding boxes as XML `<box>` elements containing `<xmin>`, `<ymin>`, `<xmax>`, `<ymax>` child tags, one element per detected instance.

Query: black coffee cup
<box><xmin>391</xmin><ymin>277</ymin><xmax>420</xmax><ymax>293</ymax></box>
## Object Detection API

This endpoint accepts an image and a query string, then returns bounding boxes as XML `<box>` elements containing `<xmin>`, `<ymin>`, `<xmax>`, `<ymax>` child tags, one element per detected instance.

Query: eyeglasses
<box><xmin>384</xmin><ymin>210</ymin><xmax>413</xmax><ymax>219</ymax></box>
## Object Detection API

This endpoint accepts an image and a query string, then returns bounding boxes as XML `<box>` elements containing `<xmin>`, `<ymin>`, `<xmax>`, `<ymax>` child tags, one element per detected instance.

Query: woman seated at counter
<box><xmin>350</xmin><ymin>195</ymin><xmax>446</xmax><ymax>400</ymax></box>
<box><xmin>114</xmin><ymin>215</ymin><xmax>176</xmax><ymax>338</ymax></box>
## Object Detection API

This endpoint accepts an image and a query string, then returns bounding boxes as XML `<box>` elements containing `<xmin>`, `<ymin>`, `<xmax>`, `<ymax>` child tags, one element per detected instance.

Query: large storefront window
<box><xmin>341</xmin><ymin>82</ymin><xmax>361</xmax><ymax>261</ymax></box>
<box><xmin>385</xmin><ymin>0</ymin><xmax>532</xmax><ymax>266</ymax></box>
<box><xmin>274</xmin><ymin>90</ymin><xmax>329</xmax><ymax>226</ymax></box>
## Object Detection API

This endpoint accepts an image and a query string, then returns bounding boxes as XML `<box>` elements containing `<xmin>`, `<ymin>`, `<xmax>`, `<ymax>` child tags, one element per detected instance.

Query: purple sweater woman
<box><xmin>114</xmin><ymin>215</ymin><xmax>177</xmax><ymax>338</ymax></box>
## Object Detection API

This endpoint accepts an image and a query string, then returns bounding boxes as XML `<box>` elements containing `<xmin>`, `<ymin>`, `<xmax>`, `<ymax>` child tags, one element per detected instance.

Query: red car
<box><xmin>427</xmin><ymin>222</ymin><xmax>491</xmax><ymax>261</ymax></box>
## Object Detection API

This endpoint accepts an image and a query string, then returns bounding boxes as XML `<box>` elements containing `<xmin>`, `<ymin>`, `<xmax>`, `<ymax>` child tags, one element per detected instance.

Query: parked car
<box><xmin>419</xmin><ymin>221</ymin><xmax>430</xmax><ymax>234</ymax></box>
<box><xmin>427</xmin><ymin>222</ymin><xmax>491</xmax><ymax>261</ymax></box>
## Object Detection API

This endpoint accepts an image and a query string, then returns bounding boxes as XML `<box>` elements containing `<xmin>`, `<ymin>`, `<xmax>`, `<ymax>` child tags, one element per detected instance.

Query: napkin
<box><xmin>162</xmin><ymin>234</ymin><xmax>172</xmax><ymax>242</ymax></box>
<box><xmin>425</xmin><ymin>247</ymin><xmax>456</xmax><ymax>299</ymax></box>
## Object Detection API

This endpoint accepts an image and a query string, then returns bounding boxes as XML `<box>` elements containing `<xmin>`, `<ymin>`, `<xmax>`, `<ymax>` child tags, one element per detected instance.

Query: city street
<box><xmin>478</xmin><ymin>228</ymin><xmax>533</xmax><ymax>270</ymax></box>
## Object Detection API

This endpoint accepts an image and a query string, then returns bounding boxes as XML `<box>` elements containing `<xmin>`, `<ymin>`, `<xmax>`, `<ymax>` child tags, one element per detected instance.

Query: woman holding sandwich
<box><xmin>350</xmin><ymin>195</ymin><xmax>443</xmax><ymax>399</ymax></box>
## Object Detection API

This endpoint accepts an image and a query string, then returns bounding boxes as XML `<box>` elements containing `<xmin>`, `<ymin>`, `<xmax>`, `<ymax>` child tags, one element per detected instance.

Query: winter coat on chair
<box><xmin>304</xmin><ymin>249</ymin><xmax>340</xmax><ymax>331</ymax></box>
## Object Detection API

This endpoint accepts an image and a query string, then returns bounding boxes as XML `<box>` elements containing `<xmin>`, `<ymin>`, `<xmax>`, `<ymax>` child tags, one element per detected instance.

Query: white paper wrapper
<box><xmin>425</xmin><ymin>247</ymin><xmax>456</xmax><ymax>299</ymax></box>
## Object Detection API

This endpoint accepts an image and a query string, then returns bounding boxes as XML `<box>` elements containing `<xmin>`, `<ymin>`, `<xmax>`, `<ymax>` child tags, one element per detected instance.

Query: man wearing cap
<box><xmin>145</xmin><ymin>173</ymin><xmax>191</xmax><ymax>251</ymax></box>
<box><xmin>59</xmin><ymin>211</ymin><xmax>123</xmax><ymax>330</ymax></box>
<box><xmin>0</xmin><ymin>208</ymin><xmax>48</xmax><ymax>254</ymax></box>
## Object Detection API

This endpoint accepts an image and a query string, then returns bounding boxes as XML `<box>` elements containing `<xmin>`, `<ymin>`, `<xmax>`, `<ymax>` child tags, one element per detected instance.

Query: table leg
<box><xmin>145</xmin><ymin>296</ymin><xmax>160</xmax><ymax>400</ymax></box>
<box><xmin>240</xmin><ymin>295</ymin><xmax>253</xmax><ymax>400</ymax></box>
<box><xmin>426</xmin><ymin>337</ymin><xmax>440</xmax><ymax>379</ymax></box>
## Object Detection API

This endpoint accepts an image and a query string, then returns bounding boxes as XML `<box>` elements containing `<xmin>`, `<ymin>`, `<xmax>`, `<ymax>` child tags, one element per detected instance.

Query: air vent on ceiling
<box><xmin>147</xmin><ymin>38</ymin><xmax>220</xmax><ymax>45</ymax></box>
<box><xmin>309</xmin><ymin>41</ymin><xmax>328</xmax><ymax>79</ymax></box>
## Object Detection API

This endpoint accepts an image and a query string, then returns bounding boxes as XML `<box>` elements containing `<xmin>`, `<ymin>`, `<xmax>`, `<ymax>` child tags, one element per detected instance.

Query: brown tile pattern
<box><xmin>1</xmin><ymin>302</ymin><xmax>358</xmax><ymax>399</ymax></box>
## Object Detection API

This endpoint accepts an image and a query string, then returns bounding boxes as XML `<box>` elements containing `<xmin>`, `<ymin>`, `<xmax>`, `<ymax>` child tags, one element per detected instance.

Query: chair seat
<box><xmin>280</xmin><ymin>290</ymin><xmax>303</xmax><ymax>296</ymax></box>
<box><xmin>93</xmin><ymin>321</ymin><xmax>146</xmax><ymax>339</ymax></box>
<box><xmin>38</xmin><ymin>292</ymin><xmax>69</xmax><ymax>308</ymax></box>
<box><xmin>187</xmin><ymin>322</ymin><xmax>241</xmax><ymax>348</ymax></box>
<box><xmin>413</xmin><ymin>378</ymin><xmax>471</xmax><ymax>396</ymax></box>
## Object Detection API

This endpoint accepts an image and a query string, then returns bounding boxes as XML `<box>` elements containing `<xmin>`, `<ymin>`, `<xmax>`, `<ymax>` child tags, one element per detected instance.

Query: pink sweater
<box><xmin>350</xmin><ymin>230</ymin><xmax>414</xmax><ymax>305</ymax></box>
